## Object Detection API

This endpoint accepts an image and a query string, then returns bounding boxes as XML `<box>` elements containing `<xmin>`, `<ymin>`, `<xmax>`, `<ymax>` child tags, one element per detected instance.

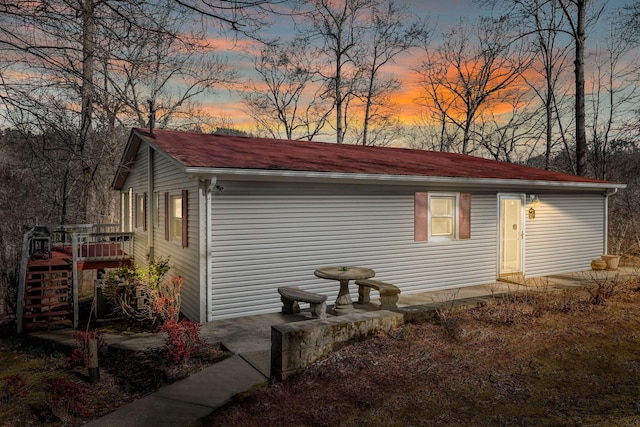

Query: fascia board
<box><xmin>183</xmin><ymin>167</ymin><xmax>626</xmax><ymax>192</ymax></box>
<box><xmin>112</xmin><ymin>131</ymin><xmax>141</xmax><ymax>190</ymax></box>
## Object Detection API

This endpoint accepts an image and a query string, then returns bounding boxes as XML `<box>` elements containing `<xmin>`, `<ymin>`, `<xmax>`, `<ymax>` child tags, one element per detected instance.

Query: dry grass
<box><xmin>201</xmin><ymin>274</ymin><xmax>640</xmax><ymax>427</ymax></box>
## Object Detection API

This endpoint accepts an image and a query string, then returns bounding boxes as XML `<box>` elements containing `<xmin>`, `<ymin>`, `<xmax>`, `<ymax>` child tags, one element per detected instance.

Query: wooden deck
<box><xmin>19</xmin><ymin>226</ymin><xmax>134</xmax><ymax>332</ymax></box>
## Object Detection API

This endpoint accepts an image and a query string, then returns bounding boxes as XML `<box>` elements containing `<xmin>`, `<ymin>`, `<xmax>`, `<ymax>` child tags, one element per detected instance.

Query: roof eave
<box><xmin>112</xmin><ymin>130</ymin><xmax>141</xmax><ymax>190</ymax></box>
<box><xmin>184</xmin><ymin>167</ymin><xmax>626</xmax><ymax>192</ymax></box>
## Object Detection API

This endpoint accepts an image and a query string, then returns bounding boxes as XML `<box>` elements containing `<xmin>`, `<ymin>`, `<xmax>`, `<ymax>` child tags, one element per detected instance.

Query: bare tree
<box><xmin>173</xmin><ymin>0</ymin><xmax>281</xmax><ymax>37</ymax></box>
<box><xmin>477</xmin><ymin>91</ymin><xmax>543</xmax><ymax>162</ymax></box>
<box><xmin>297</xmin><ymin>0</ymin><xmax>376</xmax><ymax>143</ymax></box>
<box><xmin>557</xmin><ymin>0</ymin><xmax>600</xmax><ymax>177</ymax></box>
<box><xmin>242</xmin><ymin>38</ymin><xmax>332</xmax><ymax>140</ymax></box>
<box><xmin>354</xmin><ymin>0</ymin><xmax>427</xmax><ymax>146</ymax></box>
<box><xmin>587</xmin><ymin>19</ymin><xmax>640</xmax><ymax>180</ymax></box>
<box><xmin>509</xmin><ymin>0</ymin><xmax>573</xmax><ymax>170</ymax></box>
<box><xmin>418</xmin><ymin>16</ymin><xmax>532</xmax><ymax>155</ymax></box>
<box><xmin>0</xmin><ymin>0</ymin><xmax>237</xmax><ymax>227</ymax></box>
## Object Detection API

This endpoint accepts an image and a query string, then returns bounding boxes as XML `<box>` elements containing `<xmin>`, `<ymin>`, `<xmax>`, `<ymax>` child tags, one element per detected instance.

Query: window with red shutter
<box><xmin>414</xmin><ymin>192</ymin><xmax>471</xmax><ymax>241</ymax></box>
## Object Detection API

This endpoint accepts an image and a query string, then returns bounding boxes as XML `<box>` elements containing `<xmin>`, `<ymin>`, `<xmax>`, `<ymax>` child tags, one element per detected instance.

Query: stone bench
<box><xmin>355</xmin><ymin>279</ymin><xmax>401</xmax><ymax>310</ymax></box>
<box><xmin>278</xmin><ymin>286</ymin><xmax>327</xmax><ymax>319</ymax></box>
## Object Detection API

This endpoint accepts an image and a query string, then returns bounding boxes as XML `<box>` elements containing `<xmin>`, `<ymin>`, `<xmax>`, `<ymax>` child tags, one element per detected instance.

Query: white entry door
<box><xmin>499</xmin><ymin>194</ymin><xmax>525</xmax><ymax>276</ymax></box>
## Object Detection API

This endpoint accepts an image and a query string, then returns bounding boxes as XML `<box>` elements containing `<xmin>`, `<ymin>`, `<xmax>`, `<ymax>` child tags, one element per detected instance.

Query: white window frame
<box><xmin>136</xmin><ymin>194</ymin><xmax>145</xmax><ymax>229</ymax></box>
<box><xmin>170</xmin><ymin>194</ymin><xmax>182</xmax><ymax>242</ymax></box>
<box><xmin>154</xmin><ymin>192</ymin><xmax>160</xmax><ymax>228</ymax></box>
<box><xmin>428</xmin><ymin>193</ymin><xmax>459</xmax><ymax>241</ymax></box>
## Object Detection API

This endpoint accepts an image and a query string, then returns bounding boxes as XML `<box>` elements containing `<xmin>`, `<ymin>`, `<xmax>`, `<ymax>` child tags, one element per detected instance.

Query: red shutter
<box><xmin>459</xmin><ymin>193</ymin><xmax>471</xmax><ymax>240</ymax></box>
<box><xmin>164</xmin><ymin>192</ymin><xmax>169</xmax><ymax>241</ymax></box>
<box><xmin>414</xmin><ymin>192</ymin><xmax>428</xmax><ymax>242</ymax></box>
<box><xmin>143</xmin><ymin>192</ymin><xmax>147</xmax><ymax>232</ymax></box>
<box><xmin>181</xmin><ymin>189</ymin><xmax>188</xmax><ymax>248</ymax></box>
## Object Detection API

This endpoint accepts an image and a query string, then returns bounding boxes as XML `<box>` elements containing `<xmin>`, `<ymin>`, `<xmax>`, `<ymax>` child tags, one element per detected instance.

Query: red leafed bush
<box><xmin>160</xmin><ymin>319</ymin><xmax>204</xmax><ymax>365</ymax></box>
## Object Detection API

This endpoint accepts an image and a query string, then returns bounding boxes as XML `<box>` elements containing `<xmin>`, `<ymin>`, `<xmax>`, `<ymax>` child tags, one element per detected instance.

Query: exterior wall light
<box><xmin>529</xmin><ymin>195</ymin><xmax>540</xmax><ymax>220</ymax></box>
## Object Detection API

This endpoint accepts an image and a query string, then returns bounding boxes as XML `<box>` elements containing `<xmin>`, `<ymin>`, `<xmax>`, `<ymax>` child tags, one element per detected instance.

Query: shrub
<box><xmin>161</xmin><ymin>319</ymin><xmax>204</xmax><ymax>365</ymax></box>
<box><xmin>101</xmin><ymin>258</ymin><xmax>181</xmax><ymax>328</ymax></box>
<box><xmin>585</xmin><ymin>272</ymin><xmax>623</xmax><ymax>305</ymax></box>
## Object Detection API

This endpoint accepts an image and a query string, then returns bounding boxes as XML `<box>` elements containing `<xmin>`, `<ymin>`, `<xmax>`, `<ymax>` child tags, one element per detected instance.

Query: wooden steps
<box><xmin>22</xmin><ymin>260</ymin><xmax>73</xmax><ymax>331</ymax></box>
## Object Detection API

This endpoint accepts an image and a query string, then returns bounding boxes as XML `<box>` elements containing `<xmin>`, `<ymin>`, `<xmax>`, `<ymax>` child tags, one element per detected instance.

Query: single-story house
<box><xmin>113</xmin><ymin>128</ymin><xmax>625</xmax><ymax>322</ymax></box>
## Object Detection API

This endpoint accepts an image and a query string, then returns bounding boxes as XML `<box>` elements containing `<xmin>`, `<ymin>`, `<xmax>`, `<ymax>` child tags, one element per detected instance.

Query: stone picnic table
<box><xmin>314</xmin><ymin>266</ymin><xmax>375</xmax><ymax>314</ymax></box>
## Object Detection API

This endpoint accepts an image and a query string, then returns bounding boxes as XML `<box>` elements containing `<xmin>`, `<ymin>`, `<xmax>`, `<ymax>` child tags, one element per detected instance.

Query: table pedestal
<box><xmin>314</xmin><ymin>266</ymin><xmax>375</xmax><ymax>316</ymax></box>
<box><xmin>332</xmin><ymin>279</ymin><xmax>355</xmax><ymax>314</ymax></box>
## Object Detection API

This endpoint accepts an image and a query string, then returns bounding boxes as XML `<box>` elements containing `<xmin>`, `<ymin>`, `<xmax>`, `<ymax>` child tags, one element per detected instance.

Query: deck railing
<box><xmin>71</xmin><ymin>231</ymin><xmax>133</xmax><ymax>262</ymax></box>
<box><xmin>49</xmin><ymin>224</ymin><xmax>124</xmax><ymax>246</ymax></box>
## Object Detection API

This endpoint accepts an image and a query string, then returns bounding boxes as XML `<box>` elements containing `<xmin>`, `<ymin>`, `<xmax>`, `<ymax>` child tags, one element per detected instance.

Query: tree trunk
<box><xmin>574</xmin><ymin>0</ymin><xmax>587</xmax><ymax>176</ymax></box>
<box><xmin>80</xmin><ymin>0</ymin><xmax>96</xmax><ymax>222</ymax></box>
<box><xmin>80</xmin><ymin>0</ymin><xmax>95</xmax><ymax>153</ymax></box>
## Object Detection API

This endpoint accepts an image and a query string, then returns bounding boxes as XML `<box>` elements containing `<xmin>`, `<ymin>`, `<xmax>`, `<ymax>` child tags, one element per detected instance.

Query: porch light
<box><xmin>530</xmin><ymin>195</ymin><xmax>541</xmax><ymax>207</ymax></box>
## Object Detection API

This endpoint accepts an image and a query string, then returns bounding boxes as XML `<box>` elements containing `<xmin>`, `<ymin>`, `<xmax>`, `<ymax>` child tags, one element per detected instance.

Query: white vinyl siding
<box><xmin>121</xmin><ymin>143</ymin><xmax>203</xmax><ymax>322</ymax></box>
<box><xmin>208</xmin><ymin>185</ymin><xmax>496</xmax><ymax>320</ymax></box>
<box><xmin>124</xmin><ymin>143</ymin><xmax>148</xmax><ymax>264</ymax></box>
<box><xmin>151</xmin><ymin>152</ymin><xmax>201</xmax><ymax>321</ymax></box>
<box><xmin>525</xmin><ymin>194</ymin><xmax>605</xmax><ymax>277</ymax></box>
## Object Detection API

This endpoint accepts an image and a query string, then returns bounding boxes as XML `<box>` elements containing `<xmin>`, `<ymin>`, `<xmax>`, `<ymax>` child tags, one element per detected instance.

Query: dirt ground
<box><xmin>199</xmin><ymin>273</ymin><xmax>640</xmax><ymax>426</ymax></box>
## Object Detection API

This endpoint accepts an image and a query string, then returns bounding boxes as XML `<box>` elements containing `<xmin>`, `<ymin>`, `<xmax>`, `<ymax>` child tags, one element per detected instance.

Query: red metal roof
<box><xmin>133</xmin><ymin>128</ymin><xmax>614</xmax><ymax>185</ymax></box>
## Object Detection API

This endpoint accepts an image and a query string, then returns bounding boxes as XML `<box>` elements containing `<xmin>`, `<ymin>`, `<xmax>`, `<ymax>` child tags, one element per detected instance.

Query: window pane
<box><xmin>172</xmin><ymin>198</ymin><xmax>182</xmax><ymax>218</ymax></box>
<box><xmin>431</xmin><ymin>198</ymin><xmax>452</xmax><ymax>216</ymax></box>
<box><xmin>137</xmin><ymin>195</ymin><xmax>145</xmax><ymax>228</ymax></box>
<box><xmin>432</xmin><ymin>218</ymin><xmax>453</xmax><ymax>236</ymax></box>
<box><xmin>171</xmin><ymin>196</ymin><xmax>182</xmax><ymax>240</ymax></box>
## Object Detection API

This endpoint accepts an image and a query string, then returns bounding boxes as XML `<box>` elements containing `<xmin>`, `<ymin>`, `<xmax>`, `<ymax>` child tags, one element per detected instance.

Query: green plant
<box><xmin>137</xmin><ymin>258</ymin><xmax>171</xmax><ymax>289</ymax></box>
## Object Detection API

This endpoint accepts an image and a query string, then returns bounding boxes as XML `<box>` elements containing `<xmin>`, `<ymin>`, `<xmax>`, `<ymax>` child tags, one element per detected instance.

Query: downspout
<box><xmin>603</xmin><ymin>188</ymin><xmax>618</xmax><ymax>255</ymax></box>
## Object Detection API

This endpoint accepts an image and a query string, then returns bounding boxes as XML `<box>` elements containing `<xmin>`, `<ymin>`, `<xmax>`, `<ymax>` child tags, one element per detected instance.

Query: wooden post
<box><xmin>88</xmin><ymin>339</ymin><xmax>100</xmax><ymax>384</ymax></box>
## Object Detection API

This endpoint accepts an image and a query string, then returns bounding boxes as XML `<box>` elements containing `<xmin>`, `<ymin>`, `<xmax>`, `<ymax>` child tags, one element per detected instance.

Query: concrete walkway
<box><xmin>29</xmin><ymin>268</ymin><xmax>634</xmax><ymax>427</ymax></box>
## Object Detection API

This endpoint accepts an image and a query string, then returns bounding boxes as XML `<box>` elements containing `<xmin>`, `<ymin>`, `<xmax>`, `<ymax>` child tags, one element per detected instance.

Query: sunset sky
<box><xmin>199</xmin><ymin>0</ymin><xmax>633</xmax><ymax>133</ymax></box>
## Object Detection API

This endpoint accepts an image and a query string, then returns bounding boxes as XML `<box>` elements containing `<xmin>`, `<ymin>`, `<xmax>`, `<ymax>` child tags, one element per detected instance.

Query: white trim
<box><xmin>497</xmin><ymin>193</ymin><xmax>526</xmax><ymax>276</ymax></box>
<box><xmin>147</xmin><ymin>146</ymin><xmax>154</xmax><ymax>259</ymax></box>
<box><xmin>205</xmin><ymin>179</ymin><xmax>215</xmax><ymax>322</ymax></box>
<box><xmin>604</xmin><ymin>195</ymin><xmax>609</xmax><ymax>255</ymax></box>
<box><xmin>184</xmin><ymin>167</ymin><xmax>625</xmax><ymax>192</ymax></box>
<box><xmin>198</xmin><ymin>180</ymin><xmax>209</xmax><ymax>323</ymax></box>
<box><xmin>428</xmin><ymin>192</ymin><xmax>459</xmax><ymax>241</ymax></box>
